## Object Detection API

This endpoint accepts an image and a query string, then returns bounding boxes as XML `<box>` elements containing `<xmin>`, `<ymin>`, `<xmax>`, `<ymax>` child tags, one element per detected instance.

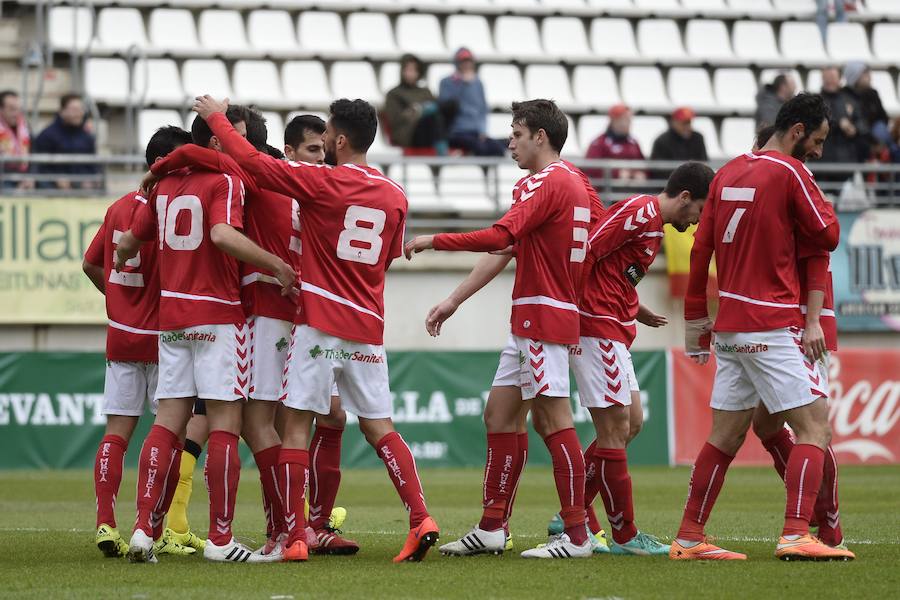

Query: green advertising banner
<box><xmin>0</xmin><ymin>350</ymin><xmax>670</xmax><ymax>470</ymax></box>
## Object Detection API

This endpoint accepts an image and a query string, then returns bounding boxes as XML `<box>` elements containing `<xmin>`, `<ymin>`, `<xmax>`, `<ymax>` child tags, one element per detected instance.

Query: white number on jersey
<box><xmin>109</xmin><ymin>229</ymin><xmax>144</xmax><ymax>287</ymax></box>
<box><xmin>290</xmin><ymin>199</ymin><xmax>302</xmax><ymax>256</ymax></box>
<box><xmin>570</xmin><ymin>206</ymin><xmax>591</xmax><ymax>263</ymax></box>
<box><xmin>722</xmin><ymin>208</ymin><xmax>747</xmax><ymax>244</ymax></box>
<box><xmin>337</xmin><ymin>205</ymin><xmax>386</xmax><ymax>265</ymax></box>
<box><xmin>156</xmin><ymin>195</ymin><xmax>203</xmax><ymax>251</ymax></box>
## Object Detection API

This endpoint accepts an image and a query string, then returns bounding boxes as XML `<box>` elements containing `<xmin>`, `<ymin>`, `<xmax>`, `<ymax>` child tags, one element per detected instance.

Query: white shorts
<box><xmin>103</xmin><ymin>361</ymin><xmax>159</xmax><ymax>416</ymax></box>
<box><xmin>492</xmin><ymin>334</ymin><xmax>570</xmax><ymax>401</ymax></box>
<box><xmin>570</xmin><ymin>337</ymin><xmax>639</xmax><ymax>409</ymax></box>
<box><xmin>711</xmin><ymin>328</ymin><xmax>827</xmax><ymax>413</ymax></box>
<box><xmin>280</xmin><ymin>325</ymin><xmax>390</xmax><ymax>419</ymax></box>
<box><xmin>248</xmin><ymin>315</ymin><xmax>293</xmax><ymax>401</ymax></box>
<box><xmin>155</xmin><ymin>323</ymin><xmax>250</xmax><ymax>402</ymax></box>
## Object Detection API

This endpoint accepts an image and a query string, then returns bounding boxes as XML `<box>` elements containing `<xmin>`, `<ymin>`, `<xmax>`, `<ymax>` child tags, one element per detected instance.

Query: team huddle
<box><xmin>84</xmin><ymin>91</ymin><xmax>853</xmax><ymax>565</ymax></box>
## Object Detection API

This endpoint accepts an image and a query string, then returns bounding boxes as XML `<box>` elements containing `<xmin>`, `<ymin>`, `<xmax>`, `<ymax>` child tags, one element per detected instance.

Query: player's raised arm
<box><xmin>114</xmin><ymin>197</ymin><xmax>156</xmax><ymax>272</ymax></box>
<box><xmin>425</xmin><ymin>253</ymin><xmax>512</xmax><ymax>337</ymax></box>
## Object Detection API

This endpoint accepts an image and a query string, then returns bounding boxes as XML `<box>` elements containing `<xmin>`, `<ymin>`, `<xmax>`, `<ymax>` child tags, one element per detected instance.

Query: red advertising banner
<box><xmin>672</xmin><ymin>348</ymin><xmax>900</xmax><ymax>465</ymax></box>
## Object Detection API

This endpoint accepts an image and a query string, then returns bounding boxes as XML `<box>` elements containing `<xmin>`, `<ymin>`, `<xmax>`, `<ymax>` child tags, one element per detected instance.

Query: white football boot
<box><xmin>438</xmin><ymin>525</ymin><xmax>506</xmax><ymax>556</ymax></box>
<box><xmin>521</xmin><ymin>533</ymin><xmax>592</xmax><ymax>559</ymax></box>
<box><xmin>127</xmin><ymin>529</ymin><xmax>158</xmax><ymax>564</ymax></box>
<box><xmin>204</xmin><ymin>537</ymin><xmax>269</xmax><ymax>563</ymax></box>
<box><xmin>253</xmin><ymin>532</ymin><xmax>287</xmax><ymax>563</ymax></box>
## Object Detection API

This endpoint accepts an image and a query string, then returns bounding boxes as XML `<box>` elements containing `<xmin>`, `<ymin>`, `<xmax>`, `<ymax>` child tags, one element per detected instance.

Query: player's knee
<box><xmin>323</xmin><ymin>406</ymin><xmax>347</xmax><ymax>430</ymax></box>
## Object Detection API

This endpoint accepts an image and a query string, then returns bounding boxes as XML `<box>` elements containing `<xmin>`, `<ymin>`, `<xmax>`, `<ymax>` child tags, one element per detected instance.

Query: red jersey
<box><xmin>563</xmin><ymin>159</ymin><xmax>605</xmax><ymax>230</ymax></box>
<box><xmin>207</xmin><ymin>112</ymin><xmax>406</xmax><ymax>345</ymax></box>
<box><xmin>695</xmin><ymin>151</ymin><xmax>837</xmax><ymax>332</ymax></box>
<box><xmin>131</xmin><ymin>168</ymin><xmax>246</xmax><ymax>331</ymax></box>
<box><xmin>581</xmin><ymin>194</ymin><xmax>663</xmax><ymax>346</ymax></box>
<box><xmin>84</xmin><ymin>191</ymin><xmax>160</xmax><ymax>363</ymax></box>
<box><xmin>798</xmin><ymin>244</ymin><xmax>837</xmax><ymax>351</ymax></box>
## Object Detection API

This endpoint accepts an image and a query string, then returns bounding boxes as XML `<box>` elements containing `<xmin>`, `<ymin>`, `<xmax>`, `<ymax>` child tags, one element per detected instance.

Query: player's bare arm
<box><xmin>113</xmin><ymin>231</ymin><xmax>143</xmax><ymax>272</ymax></box>
<box><xmin>404</xmin><ymin>235</ymin><xmax>434</xmax><ymax>259</ymax></box>
<box><xmin>426</xmin><ymin>253</ymin><xmax>512</xmax><ymax>337</ymax></box>
<box><xmin>193</xmin><ymin>94</ymin><xmax>229</xmax><ymax>120</ymax></box>
<box><xmin>209</xmin><ymin>223</ymin><xmax>298</xmax><ymax>296</ymax></box>
<box><xmin>82</xmin><ymin>260</ymin><xmax>105</xmax><ymax>294</ymax></box>
<box><xmin>139</xmin><ymin>170</ymin><xmax>159</xmax><ymax>196</ymax></box>
<box><xmin>683</xmin><ymin>241</ymin><xmax>714</xmax><ymax>365</ymax></box>
<box><xmin>802</xmin><ymin>290</ymin><xmax>827</xmax><ymax>361</ymax></box>
<box><xmin>636</xmin><ymin>304</ymin><xmax>667</xmax><ymax>328</ymax></box>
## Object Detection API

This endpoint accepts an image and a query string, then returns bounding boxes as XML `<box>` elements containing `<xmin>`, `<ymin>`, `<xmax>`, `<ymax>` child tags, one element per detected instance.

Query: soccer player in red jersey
<box><xmin>116</xmin><ymin>106</ymin><xmax>298</xmax><ymax>564</ymax></box>
<box><xmin>406</xmin><ymin>99</ymin><xmax>594</xmax><ymax>559</ymax></box>
<box><xmin>569</xmin><ymin>162</ymin><xmax>713</xmax><ymax>556</ymax></box>
<box><xmin>82</xmin><ymin>125</ymin><xmax>193</xmax><ymax>558</ymax></box>
<box><xmin>671</xmin><ymin>94</ymin><xmax>854</xmax><ymax>561</ymax></box>
<box><xmin>194</xmin><ymin>95</ymin><xmax>439</xmax><ymax>563</ymax></box>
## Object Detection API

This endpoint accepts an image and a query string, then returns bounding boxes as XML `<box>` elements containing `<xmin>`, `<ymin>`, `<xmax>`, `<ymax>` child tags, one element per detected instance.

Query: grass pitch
<box><xmin>0</xmin><ymin>465</ymin><xmax>897</xmax><ymax>599</ymax></box>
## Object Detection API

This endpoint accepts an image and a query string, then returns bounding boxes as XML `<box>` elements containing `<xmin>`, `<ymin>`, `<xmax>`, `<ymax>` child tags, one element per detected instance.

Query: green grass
<box><xmin>1</xmin><ymin>465</ymin><xmax>898</xmax><ymax>600</ymax></box>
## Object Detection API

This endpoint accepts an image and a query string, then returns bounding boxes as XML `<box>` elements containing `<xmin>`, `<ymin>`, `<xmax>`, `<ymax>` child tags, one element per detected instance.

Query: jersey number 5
<box><xmin>337</xmin><ymin>205</ymin><xmax>386</xmax><ymax>265</ymax></box>
<box><xmin>570</xmin><ymin>206</ymin><xmax>591</xmax><ymax>263</ymax></box>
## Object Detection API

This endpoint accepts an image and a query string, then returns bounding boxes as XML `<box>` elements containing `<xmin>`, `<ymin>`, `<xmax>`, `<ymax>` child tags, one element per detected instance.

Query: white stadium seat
<box><xmin>135</xmin><ymin>59</ymin><xmax>185</xmax><ymax>106</ymax></box>
<box><xmin>827</xmin><ymin>23</ymin><xmax>873</xmax><ymax>62</ymax></box>
<box><xmin>871</xmin><ymin>71</ymin><xmax>900</xmax><ymax>116</ymax></box>
<box><xmin>872</xmin><ymin>24</ymin><xmax>900</xmax><ymax>63</ymax></box>
<box><xmin>487</xmin><ymin>113</ymin><xmax>512</xmax><ymax>140</ymax></box>
<box><xmin>49</xmin><ymin>6</ymin><xmax>93</xmax><ymax>51</ymax></box>
<box><xmin>438</xmin><ymin>165</ymin><xmax>496</xmax><ymax>215</ymax></box>
<box><xmin>247</xmin><ymin>10</ymin><xmax>298</xmax><ymax>56</ymax></box>
<box><xmin>233</xmin><ymin>60</ymin><xmax>285</xmax><ymax>107</ymax></box>
<box><xmin>720</xmin><ymin>117</ymin><xmax>756</xmax><ymax>158</ymax></box>
<box><xmin>590</xmin><ymin>19</ymin><xmax>639</xmax><ymax>62</ymax></box>
<box><xmin>198</xmin><ymin>10</ymin><xmax>250</xmax><ymax>57</ymax></box>
<box><xmin>395</xmin><ymin>14</ymin><xmax>447</xmax><ymax>60</ymax></box>
<box><xmin>96</xmin><ymin>8</ymin><xmax>148</xmax><ymax>52</ymax></box>
<box><xmin>634</xmin><ymin>0</ymin><xmax>682</xmax><ymax>11</ymax></box>
<box><xmin>388</xmin><ymin>164</ymin><xmax>443</xmax><ymax>213</ymax></box>
<box><xmin>759</xmin><ymin>68</ymin><xmax>803</xmax><ymax>92</ymax></box>
<box><xmin>637</xmin><ymin>19</ymin><xmax>688</xmax><ymax>64</ymax></box>
<box><xmin>181</xmin><ymin>59</ymin><xmax>233</xmax><ymax>100</ymax></box>
<box><xmin>524</xmin><ymin>65</ymin><xmax>577</xmax><ymax>111</ymax></box>
<box><xmin>495</xmin><ymin>163</ymin><xmax>524</xmax><ymax>210</ymax></box>
<box><xmin>866</xmin><ymin>0</ymin><xmax>900</xmax><ymax>16</ymax></box>
<box><xmin>620</xmin><ymin>66</ymin><xmax>671</xmax><ymax>112</ymax></box>
<box><xmin>572</xmin><ymin>65</ymin><xmax>621</xmax><ymax>110</ymax></box>
<box><xmin>682</xmin><ymin>0</ymin><xmax>728</xmax><ymax>11</ymax></box>
<box><xmin>578</xmin><ymin>115</ymin><xmax>610</xmax><ymax>153</ymax></box>
<box><xmin>806</xmin><ymin>69</ymin><xmax>822</xmax><ymax>93</ymax></box>
<box><xmin>713</xmin><ymin>68</ymin><xmax>758</xmax><ymax>114</ymax></box>
<box><xmin>692</xmin><ymin>116</ymin><xmax>724</xmax><ymax>159</ymax></box>
<box><xmin>367</xmin><ymin>123</ymin><xmax>401</xmax><ymax>158</ymax></box>
<box><xmin>728</xmin><ymin>0</ymin><xmax>775</xmax><ymax>12</ymax></box>
<box><xmin>149</xmin><ymin>9</ymin><xmax>203</xmax><ymax>57</ymax></box>
<box><xmin>330</xmin><ymin>61</ymin><xmax>383</xmax><ymax>104</ymax></box>
<box><xmin>630</xmin><ymin>116</ymin><xmax>668</xmax><ymax>157</ymax></box>
<box><xmin>563</xmin><ymin>115</ymin><xmax>582</xmax><ymax>156</ymax></box>
<box><xmin>667</xmin><ymin>68</ymin><xmax>717</xmax><ymax>112</ymax></box>
<box><xmin>260</xmin><ymin>111</ymin><xmax>285</xmax><ymax>150</ymax></box>
<box><xmin>282</xmin><ymin>61</ymin><xmax>332</xmax><ymax>109</ymax></box>
<box><xmin>542</xmin><ymin>17</ymin><xmax>592</xmax><ymax>62</ymax></box>
<box><xmin>297</xmin><ymin>12</ymin><xmax>349</xmax><ymax>57</ymax></box>
<box><xmin>685</xmin><ymin>20</ymin><xmax>735</xmax><ymax>63</ymax></box>
<box><xmin>780</xmin><ymin>22</ymin><xmax>827</xmax><ymax>65</ymax></box>
<box><xmin>428</xmin><ymin>63</ymin><xmax>456</xmax><ymax>95</ymax></box>
<box><xmin>379</xmin><ymin>62</ymin><xmax>400</xmax><ymax>95</ymax></box>
<box><xmin>86</xmin><ymin>58</ymin><xmax>129</xmax><ymax>104</ymax></box>
<box><xmin>541</xmin><ymin>0</ymin><xmax>593</xmax><ymax>13</ymax></box>
<box><xmin>732</xmin><ymin>21</ymin><xmax>781</xmax><ymax>64</ymax></box>
<box><xmin>346</xmin><ymin>13</ymin><xmax>397</xmax><ymax>58</ymax></box>
<box><xmin>587</xmin><ymin>0</ymin><xmax>636</xmax><ymax>9</ymax></box>
<box><xmin>479</xmin><ymin>64</ymin><xmax>525</xmax><ymax>109</ymax></box>
<box><xmin>494</xmin><ymin>16</ymin><xmax>544</xmax><ymax>61</ymax></box>
<box><xmin>139</xmin><ymin>109</ymin><xmax>182</xmax><ymax>151</ymax></box>
<box><xmin>772</xmin><ymin>0</ymin><xmax>816</xmax><ymax>15</ymax></box>
<box><xmin>444</xmin><ymin>15</ymin><xmax>497</xmax><ymax>61</ymax></box>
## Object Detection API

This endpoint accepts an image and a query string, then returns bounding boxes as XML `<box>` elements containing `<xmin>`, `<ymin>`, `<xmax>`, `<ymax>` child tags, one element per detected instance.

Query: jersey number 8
<box><xmin>337</xmin><ymin>205</ymin><xmax>386</xmax><ymax>266</ymax></box>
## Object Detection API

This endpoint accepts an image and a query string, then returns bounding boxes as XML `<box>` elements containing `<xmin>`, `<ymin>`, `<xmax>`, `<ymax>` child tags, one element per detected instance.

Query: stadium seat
<box><xmin>727</xmin><ymin>0</ymin><xmax>775</xmax><ymax>12</ymax></box>
<box><xmin>771</xmin><ymin>0</ymin><xmax>816</xmax><ymax>16</ymax></box>
<box><xmin>438</xmin><ymin>165</ymin><xmax>496</xmax><ymax>215</ymax></box>
<box><xmin>135</xmin><ymin>59</ymin><xmax>185</xmax><ymax>106</ymax></box>
<box><xmin>247</xmin><ymin>10</ymin><xmax>298</xmax><ymax>56</ymax></box>
<box><xmin>428</xmin><ymin>63</ymin><xmax>456</xmax><ymax>95</ymax></box>
<box><xmin>872</xmin><ymin>24</ymin><xmax>900</xmax><ymax>63</ymax></box>
<box><xmin>330</xmin><ymin>61</ymin><xmax>383</xmax><ymax>105</ymax></box>
<box><xmin>732</xmin><ymin>21</ymin><xmax>782</xmax><ymax>64</ymax></box>
<box><xmin>495</xmin><ymin>16</ymin><xmax>544</xmax><ymax>61</ymax></box>
<box><xmin>379</xmin><ymin>62</ymin><xmax>400</xmax><ymax>95</ymax></box>
<box><xmin>572</xmin><ymin>65</ymin><xmax>621</xmax><ymax>110</ymax></box>
<box><xmin>444</xmin><ymin>15</ymin><xmax>497</xmax><ymax>62</ymax></box>
<box><xmin>297</xmin><ymin>12</ymin><xmax>350</xmax><ymax>57</ymax></box>
<box><xmin>634</xmin><ymin>0</ymin><xmax>682</xmax><ymax>12</ymax></box>
<box><xmin>486</xmin><ymin>113</ymin><xmax>513</xmax><ymax>141</ymax></box>
<box><xmin>681</xmin><ymin>0</ymin><xmax>728</xmax><ymax>12</ymax></box>
<box><xmin>181</xmin><ymin>59</ymin><xmax>233</xmax><ymax>101</ymax></box>
<box><xmin>524</xmin><ymin>65</ymin><xmax>578</xmax><ymax>112</ymax></box>
<box><xmin>871</xmin><ymin>71</ymin><xmax>900</xmax><ymax>116</ymax></box>
<box><xmin>368</xmin><ymin>123</ymin><xmax>401</xmax><ymax>157</ymax></box>
<box><xmin>720</xmin><ymin>117</ymin><xmax>756</xmax><ymax>158</ymax></box>
<box><xmin>541</xmin><ymin>0</ymin><xmax>594</xmax><ymax>15</ymax></box>
<box><xmin>139</xmin><ymin>109</ymin><xmax>182</xmax><ymax>151</ymax></box>
<box><xmin>388</xmin><ymin>164</ymin><xmax>443</xmax><ymax>213</ymax></box>
<box><xmin>637</xmin><ymin>19</ymin><xmax>690</xmax><ymax>64</ymax></box>
<box><xmin>541</xmin><ymin>17</ymin><xmax>593</xmax><ymax>62</ymax></box>
<box><xmin>759</xmin><ymin>68</ymin><xmax>804</xmax><ymax>92</ymax></box>
<box><xmin>578</xmin><ymin>115</ymin><xmax>610</xmax><ymax>154</ymax></box>
<box><xmin>561</xmin><ymin>115</ymin><xmax>582</xmax><ymax>156</ymax></box>
<box><xmin>630</xmin><ymin>116</ymin><xmax>668</xmax><ymax>157</ymax></box>
<box><xmin>685</xmin><ymin>19</ymin><xmax>735</xmax><ymax>63</ymax></box>
<box><xmin>233</xmin><ymin>60</ymin><xmax>286</xmax><ymax>108</ymax></box>
<box><xmin>149</xmin><ymin>9</ymin><xmax>204</xmax><ymax>57</ymax></box>
<box><xmin>198</xmin><ymin>10</ymin><xmax>250</xmax><ymax>57</ymax></box>
<box><xmin>85</xmin><ymin>58</ymin><xmax>129</xmax><ymax>104</ymax></box>
<box><xmin>96</xmin><ymin>8</ymin><xmax>148</xmax><ymax>53</ymax></box>
<box><xmin>713</xmin><ymin>68</ymin><xmax>758</xmax><ymax>114</ymax></box>
<box><xmin>827</xmin><ymin>23</ymin><xmax>873</xmax><ymax>63</ymax></box>
<box><xmin>495</xmin><ymin>163</ymin><xmax>524</xmax><ymax>210</ymax></box>
<box><xmin>620</xmin><ymin>66</ymin><xmax>671</xmax><ymax>112</ymax></box>
<box><xmin>260</xmin><ymin>111</ymin><xmax>285</xmax><ymax>150</ymax></box>
<box><xmin>865</xmin><ymin>0</ymin><xmax>900</xmax><ymax>16</ymax></box>
<box><xmin>346</xmin><ymin>13</ymin><xmax>397</xmax><ymax>59</ymax></box>
<box><xmin>589</xmin><ymin>19</ymin><xmax>640</xmax><ymax>62</ymax></box>
<box><xmin>779</xmin><ymin>22</ymin><xmax>828</xmax><ymax>65</ymax></box>
<box><xmin>282</xmin><ymin>61</ymin><xmax>332</xmax><ymax>109</ymax></box>
<box><xmin>479</xmin><ymin>64</ymin><xmax>525</xmax><ymax>109</ymax></box>
<box><xmin>48</xmin><ymin>6</ymin><xmax>93</xmax><ymax>51</ymax></box>
<box><xmin>692</xmin><ymin>116</ymin><xmax>724</xmax><ymax>159</ymax></box>
<box><xmin>587</xmin><ymin>0</ymin><xmax>636</xmax><ymax>10</ymax></box>
<box><xmin>806</xmin><ymin>69</ymin><xmax>822</xmax><ymax>93</ymax></box>
<box><xmin>395</xmin><ymin>14</ymin><xmax>447</xmax><ymax>60</ymax></box>
<box><xmin>667</xmin><ymin>68</ymin><xmax>717</xmax><ymax>113</ymax></box>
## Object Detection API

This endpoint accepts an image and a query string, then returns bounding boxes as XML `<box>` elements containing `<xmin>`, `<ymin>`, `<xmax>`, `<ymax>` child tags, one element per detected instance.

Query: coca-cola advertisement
<box><xmin>671</xmin><ymin>348</ymin><xmax>900</xmax><ymax>465</ymax></box>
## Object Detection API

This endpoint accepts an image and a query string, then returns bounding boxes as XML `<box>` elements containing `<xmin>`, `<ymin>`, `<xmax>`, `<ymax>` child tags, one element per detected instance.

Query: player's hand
<box><xmin>685</xmin><ymin>316</ymin><xmax>713</xmax><ymax>365</ymax></box>
<box><xmin>489</xmin><ymin>245</ymin><xmax>514</xmax><ymax>256</ymax></box>
<box><xmin>425</xmin><ymin>298</ymin><xmax>459</xmax><ymax>337</ymax></box>
<box><xmin>637</xmin><ymin>305</ymin><xmax>668</xmax><ymax>328</ymax></box>
<box><xmin>272</xmin><ymin>259</ymin><xmax>300</xmax><ymax>297</ymax></box>
<box><xmin>114</xmin><ymin>237</ymin><xmax>138</xmax><ymax>272</ymax></box>
<box><xmin>404</xmin><ymin>235</ymin><xmax>434</xmax><ymax>260</ymax></box>
<box><xmin>802</xmin><ymin>320</ymin><xmax>827</xmax><ymax>362</ymax></box>
<box><xmin>140</xmin><ymin>170</ymin><xmax>160</xmax><ymax>196</ymax></box>
<box><xmin>193</xmin><ymin>95</ymin><xmax>229</xmax><ymax>120</ymax></box>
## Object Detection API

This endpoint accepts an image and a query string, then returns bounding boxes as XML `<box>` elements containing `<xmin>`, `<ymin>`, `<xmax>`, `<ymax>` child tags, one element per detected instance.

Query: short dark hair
<box><xmin>285</xmin><ymin>114</ymin><xmax>326</xmax><ymax>148</ymax></box>
<box><xmin>60</xmin><ymin>93</ymin><xmax>82</xmax><ymax>110</ymax></box>
<box><xmin>755</xmin><ymin>124</ymin><xmax>777</xmax><ymax>149</ymax></box>
<box><xmin>664</xmin><ymin>161</ymin><xmax>715</xmax><ymax>200</ymax></box>
<box><xmin>264</xmin><ymin>144</ymin><xmax>285</xmax><ymax>159</ymax></box>
<box><xmin>0</xmin><ymin>90</ymin><xmax>18</xmax><ymax>108</ymax></box>
<box><xmin>145</xmin><ymin>125</ymin><xmax>192</xmax><ymax>168</ymax></box>
<box><xmin>400</xmin><ymin>53</ymin><xmax>424</xmax><ymax>77</ymax></box>
<box><xmin>772</xmin><ymin>74</ymin><xmax>788</xmax><ymax>90</ymax></box>
<box><xmin>329</xmin><ymin>99</ymin><xmax>377</xmax><ymax>153</ymax></box>
<box><xmin>190</xmin><ymin>104</ymin><xmax>250</xmax><ymax>148</ymax></box>
<box><xmin>245</xmin><ymin>107</ymin><xmax>268</xmax><ymax>151</ymax></box>
<box><xmin>773</xmin><ymin>92</ymin><xmax>830</xmax><ymax>137</ymax></box>
<box><xmin>511</xmin><ymin>99</ymin><xmax>567</xmax><ymax>154</ymax></box>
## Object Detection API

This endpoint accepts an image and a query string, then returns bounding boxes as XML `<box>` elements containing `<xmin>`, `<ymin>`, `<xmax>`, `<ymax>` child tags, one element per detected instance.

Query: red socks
<box><xmin>677</xmin><ymin>442</ymin><xmax>734</xmax><ymax>542</ymax></box>
<box><xmin>543</xmin><ymin>428</ymin><xmax>587</xmax><ymax>545</ymax></box>
<box><xmin>134</xmin><ymin>424</ymin><xmax>179</xmax><ymax>538</ymax></box>
<box><xmin>783</xmin><ymin>444</ymin><xmax>825</xmax><ymax>537</ymax></box>
<box><xmin>479</xmin><ymin>432</ymin><xmax>518</xmax><ymax>531</ymax></box>
<box><xmin>376</xmin><ymin>432</ymin><xmax>429</xmax><ymax>529</ymax></box>
<box><xmin>205</xmin><ymin>430</ymin><xmax>241</xmax><ymax>546</ymax></box>
<box><xmin>254</xmin><ymin>444</ymin><xmax>285</xmax><ymax>539</ymax></box>
<box><xmin>503</xmin><ymin>432</ymin><xmax>529</xmax><ymax>528</ymax></box>
<box><xmin>153</xmin><ymin>442</ymin><xmax>183</xmax><ymax>541</ymax></box>
<box><xmin>814</xmin><ymin>446</ymin><xmax>842</xmax><ymax>546</ymax></box>
<box><xmin>95</xmin><ymin>434</ymin><xmax>127</xmax><ymax>528</ymax></box>
<box><xmin>308</xmin><ymin>425</ymin><xmax>344</xmax><ymax>531</ymax></box>
<box><xmin>582</xmin><ymin>439</ymin><xmax>604</xmax><ymax>534</ymax></box>
<box><xmin>594</xmin><ymin>447</ymin><xmax>638</xmax><ymax>544</ymax></box>
<box><xmin>279</xmin><ymin>448</ymin><xmax>309</xmax><ymax>547</ymax></box>
<box><xmin>761</xmin><ymin>427</ymin><xmax>794</xmax><ymax>480</ymax></box>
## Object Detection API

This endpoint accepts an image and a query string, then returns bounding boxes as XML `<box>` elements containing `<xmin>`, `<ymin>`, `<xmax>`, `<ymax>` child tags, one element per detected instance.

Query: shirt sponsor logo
<box><xmin>569</xmin><ymin>346</ymin><xmax>583</xmax><ymax>356</ymax></box>
<box><xmin>159</xmin><ymin>331</ymin><xmax>217</xmax><ymax>344</ymax></box>
<box><xmin>308</xmin><ymin>344</ymin><xmax>384</xmax><ymax>363</ymax></box>
<box><xmin>624</xmin><ymin>263</ymin><xmax>645</xmax><ymax>287</ymax></box>
<box><xmin>714</xmin><ymin>342</ymin><xmax>769</xmax><ymax>354</ymax></box>
<box><xmin>276</xmin><ymin>337</ymin><xmax>289</xmax><ymax>353</ymax></box>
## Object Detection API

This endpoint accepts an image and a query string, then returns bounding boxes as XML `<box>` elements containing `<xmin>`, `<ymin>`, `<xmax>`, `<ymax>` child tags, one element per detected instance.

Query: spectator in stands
<box><xmin>583</xmin><ymin>103</ymin><xmax>646</xmax><ymax>185</ymax></box>
<box><xmin>32</xmin><ymin>93</ymin><xmax>99</xmax><ymax>190</ymax></box>
<box><xmin>438</xmin><ymin>48</ymin><xmax>506</xmax><ymax>157</ymax></box>
<box><xmin>0</xmin><ymin>90</ymin><xmax>32</xmax><ymax>189</ymax></box>
<box><xmin>816</xmin><ymin>0</ymin><xmax>848</xmax><ymax>41</ymax></box>
<box><xmin>755</xmin><ymin>73</ymin><xmax>797</xmax><ymax>130</ymax></box>
<box><xmin>650</xmin><ymin>107</ymin><xmax>707</xmax><ymax>163</ymax></box>
<box><xmin>843</xmin><ymin>61</ymin><xmax>890</xmax><ymax>153</ymax></box>
<box><xmin>384</xmin><ymin>54</ymin><xmax>450</xmax><ymax>155</ymax></box>
<box><xmin>888</xmin><ymin>118</ymin><xmax>900</xmax><ymax>163</ymax></box>
<box><xmin>820</xmin><ymin>66</ymin><xmax>865</xmax><ymax>165</ymax></box>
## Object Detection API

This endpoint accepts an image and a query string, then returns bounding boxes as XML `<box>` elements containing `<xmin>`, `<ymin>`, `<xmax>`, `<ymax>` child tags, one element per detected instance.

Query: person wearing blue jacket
<box><xmin>438</xmin><ymin>48</ymin><xmax>506</xmax><ymax>157</ymax></box>
<box><xmin>32</xmin><ymin>93</ymin><xmax>100</xmax><ymax>189</ymax></box>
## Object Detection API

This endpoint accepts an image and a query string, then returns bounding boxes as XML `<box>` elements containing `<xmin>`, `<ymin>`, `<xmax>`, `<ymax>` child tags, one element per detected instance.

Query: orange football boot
<box><xmin>776</xmin><ymin>535</ymin><xmax>855</xmax><ymax>561</ymax></box>
<box><xmin>393</xmin><ymin>516</ymin><xmax>440</xmax><ymax>563</ymax></box>
<box><xmin>669</xmin><ymin>538</ymin><xmax>747</xmax><ymax>560</ymax></box>
<box><xmin>282</xmin><ymin>539</ymin><xmax>309</xmax><ymax>562</ymax></box>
